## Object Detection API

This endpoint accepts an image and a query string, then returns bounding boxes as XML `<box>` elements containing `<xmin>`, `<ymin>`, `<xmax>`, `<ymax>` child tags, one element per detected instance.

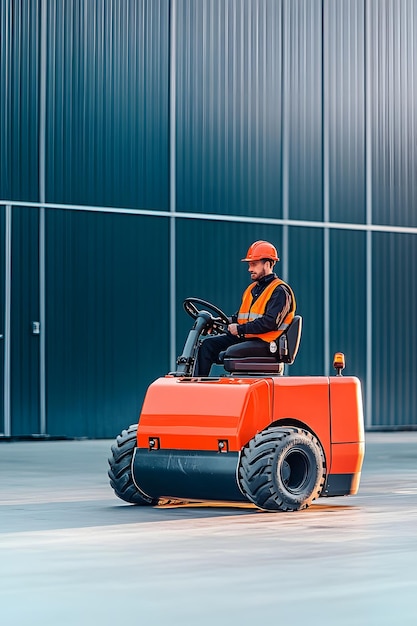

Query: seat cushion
<box><xmin>223</xmin><ymin>356</ymin><xmax>282</xmax><ymax>374</ymax></box>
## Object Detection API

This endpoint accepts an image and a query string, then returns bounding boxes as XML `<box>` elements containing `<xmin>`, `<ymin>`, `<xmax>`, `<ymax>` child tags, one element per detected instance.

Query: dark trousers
<box><xmin>193</xmin><ymin>333</ymin><xmax>271</xmax><ymax>377</ymax></box>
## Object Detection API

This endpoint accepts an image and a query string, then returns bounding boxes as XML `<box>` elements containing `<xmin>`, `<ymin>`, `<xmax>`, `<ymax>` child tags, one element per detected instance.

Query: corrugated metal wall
<box><xmin>0</xmin><ymin>0</ymin><xmax>40</xmax><ymax>201</ymax></box>
<box><xmin>176</xmin><ymin>0</ymin><xmax>284</xmax><ymax>218</ymax></box>
<box><xmin>10</xmin><ymin>208</ymin><xmax>40</xmax><ymax>436</ymax></box>
<box><xmin>45</xmin><ymin>211</ymin><xmax>170</xmax><ymax>437</ymax></box>
<box><xmin>326</xmin><ymin>0</ymin><xmax>366</xmax><ymax>225</ymax></box>
<box><xmin>44</xmin><ymin>0</ymin><xmax>169</xmax><ymax>209</ymax></box>
<box><xmin>368</xmin><ymin>0</ymin><xmax>417</xmax><ymax>428</ymax></box>
<box><xmin>1</xmin><ymin>1</ymin><xmax>41</xmax><ymax>436</ymax></box>
<box><xmin>369</xmin><ymin>0</ymin><xmax>417</xmax><ymax>229</ymax></box>
<box><xmin>0</xmin><ymin>207</ymin><xmax>4</xmax><ymax>425</ymax></box>
<box><xmin>1</xmin><ymin>0</ymin><xmax>417</xmax><ymax>436</ymax></box>
<box><xmin>41</xmin><ymin>0</ymin><xmax>171</xmax><ymax>437</ymax></box>
<box><xmin>285</xmin><ymin>0</ymin><xmax>323</xmax><ymax>223</ymax></box>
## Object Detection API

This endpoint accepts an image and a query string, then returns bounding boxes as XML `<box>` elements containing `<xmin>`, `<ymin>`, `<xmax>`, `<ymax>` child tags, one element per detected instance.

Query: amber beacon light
<box><xmin>333</xmin><ymin>352</ymin><xmax>346</xmax><ymax>376</ymax></box>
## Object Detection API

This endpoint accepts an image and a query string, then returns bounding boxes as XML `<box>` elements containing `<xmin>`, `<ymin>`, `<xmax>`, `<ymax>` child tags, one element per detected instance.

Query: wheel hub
<box><xmin>280</xmin><ymin>448</ymin><xmax>310</xmax><ymax>494</ymax></box>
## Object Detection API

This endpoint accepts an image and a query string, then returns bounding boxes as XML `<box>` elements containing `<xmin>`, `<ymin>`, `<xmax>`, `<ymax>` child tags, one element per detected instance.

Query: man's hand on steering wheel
<box><xmin>183</xmin><ymin>298</ymin><xmax>229</xmax><ymax>335</ymax></box>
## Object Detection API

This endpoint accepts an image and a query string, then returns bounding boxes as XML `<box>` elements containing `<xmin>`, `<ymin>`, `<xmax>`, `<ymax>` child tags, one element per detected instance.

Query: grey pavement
<box><xmin>1</xmin><ymin>432</ymin><xmax>417</xmax><ymax>626</ymax></box>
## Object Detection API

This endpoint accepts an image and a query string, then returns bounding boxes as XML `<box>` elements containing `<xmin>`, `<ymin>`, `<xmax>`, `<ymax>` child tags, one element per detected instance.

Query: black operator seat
<box><xmin>222</xmin><ymin>315</ymin><xmax>303</xmax><ymax>375</ymax></box>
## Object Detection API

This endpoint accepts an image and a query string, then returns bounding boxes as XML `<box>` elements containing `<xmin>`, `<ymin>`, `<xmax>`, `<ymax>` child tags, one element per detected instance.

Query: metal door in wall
<box><xmin>0</xmin><ymin>205</ymin><xmax>41</xmax><ymax>437</ymax></box>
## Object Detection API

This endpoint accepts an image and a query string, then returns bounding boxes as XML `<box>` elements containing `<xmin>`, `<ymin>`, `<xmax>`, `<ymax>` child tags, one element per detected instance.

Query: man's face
<box><xmin>248</xmin><ymin>260</ymin><xmax>269</xmax><ymax>282</ymax></box>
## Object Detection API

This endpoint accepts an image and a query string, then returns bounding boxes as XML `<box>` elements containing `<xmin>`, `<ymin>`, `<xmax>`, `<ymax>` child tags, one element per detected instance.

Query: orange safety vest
<box><xmin>237</xmin><ymin>278</ymin><xmax>296</xmax><ymax>343</ymax></box>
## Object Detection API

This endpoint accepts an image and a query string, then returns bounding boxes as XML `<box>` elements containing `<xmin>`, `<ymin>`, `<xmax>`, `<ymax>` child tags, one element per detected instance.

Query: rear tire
<box><xmin>238</xmin><ymin>426</ymin><xmax>326</xmax><ymax>511</ymax></box>
<box><xmin>108</xmin><ymin>424</ymin><xmax>158</xmax><ymax>505</ymax></box>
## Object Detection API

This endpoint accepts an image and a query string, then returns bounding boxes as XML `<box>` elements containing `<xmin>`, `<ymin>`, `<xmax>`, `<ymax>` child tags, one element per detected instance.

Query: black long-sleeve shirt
<box><xmin>232</xmin><ymin>273</ymin><xmax>293</xmax><ymax>337</ymax></box>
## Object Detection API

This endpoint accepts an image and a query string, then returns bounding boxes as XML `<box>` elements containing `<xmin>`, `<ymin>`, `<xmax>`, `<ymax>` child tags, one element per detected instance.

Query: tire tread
<box><xmin>108</xmin><ymin>424</ymin><xmax>157</xmax><ymax>505</ymax></box>
<box><xmin>238</xmin><ymin>426</ymin><xmax>326</xmax><ymax>511</ymax></box>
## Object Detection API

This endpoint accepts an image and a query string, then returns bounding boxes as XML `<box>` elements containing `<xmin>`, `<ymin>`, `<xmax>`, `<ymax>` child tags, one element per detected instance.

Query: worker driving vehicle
<box><xmin>193</xmin><ymin>240</ymin><xmax>296</xmax><ymax>377</ymax></box>
<box><xmin>109</xmin><ymin>239</ymin><xmax>365</xmax><ymax>512</ymax></box>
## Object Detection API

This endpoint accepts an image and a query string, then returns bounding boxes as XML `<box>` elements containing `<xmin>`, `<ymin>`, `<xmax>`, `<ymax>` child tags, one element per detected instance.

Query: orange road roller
<box><xmin>108</xmin><ymin>298</ymin><xmax>365</xmax><ymax>512</ymax></box>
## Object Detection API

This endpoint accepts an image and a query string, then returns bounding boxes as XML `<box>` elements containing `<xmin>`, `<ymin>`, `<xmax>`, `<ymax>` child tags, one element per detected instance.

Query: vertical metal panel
<box><xmin>45</xmin><ymin>0</ymin><xmax>169</xmax><ymax>210</ymax></box>
<box><xmin>0</xmin><ymin>0</ymin><xmax>40</xmax><ymax>201</ymax></box>
<box><xmin>329</xmin><ymin>230</ymin><xmax>367</xmax><ymax>381</ymax></box>
<box><xmin>45</xmin><ymin>212</ymin><xmax>170</xmax><ymax>438</ymax></box>
<box><xmin>365</xmin><ymin>0</ymin><xmax>374</xmax><ymax>429</ymax></box>
<box><xmin>0</xmin><ymin>205</ymin><xmax>11</xmax><ymax>436</ymax></box>
<box><xmin>368</xmin><ymin>0</ymin><xmax>417</xmax><ymax>427</ymax></box>
<box><xmin>39</xmin><ymin>0</ymin><xmax>48</xmax><ymax>435</ymax></box>
<box><xmin>169</xmin><ymin>0</ymin><xmax>178</xmax><ymax>371</ymax></box>
<box><xmin>323</xmin><ymin>1</ymin><xmax>366</xmax><ymax>377</ymax></box>
<box><xmin>372</xmin><ymin>233</ymin><xmax>417</xmax><ymax>427</ymax></box>
<box><xmin>325</xmin><ymin>0</ymin><xmax>366</xmax><ymax>224</ymax></box>
<box><xmin>0</xmin><ymin>207</ymin><xmax>4</xmax><ymax>432</ymax></box>
<box><xmin>284</xmin><ymin>0</ymin><xmax>323</xmax><ymax>222</ymax></box>
<box><xmin>176</xmin><ymin>0</ymin><xmax>283</xmax><ymax>217</ymax></box>
<box><xmin>369</xmin><ymin>0</ymin><xmax>417</xmax><ymax>228</ymax></box>
<box><xmin>42</xmin><ymin>0</ymin><xmax>171</xmax><ymax>437</ymax></box>
<box><xmin>10</xmin><ymin>208</ymin><xmax>40</xmax><ymax>435</ymax></box>
<box><xmin>0</xmin><ymin>2</ymin><xmax>9</xmax><ymax>199</ymax></box>
<box><xmin>288</xmin><ymin>227</ymin><xmax>324</xmax><ymax>376</ymax></box>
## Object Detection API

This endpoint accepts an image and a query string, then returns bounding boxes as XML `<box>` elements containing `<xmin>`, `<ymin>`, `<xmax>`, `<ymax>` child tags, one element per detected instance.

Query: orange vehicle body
<box><xmin>132</xmin><ymin>374</ymin><xmax>365</xmax><ymax>503</ymax></box>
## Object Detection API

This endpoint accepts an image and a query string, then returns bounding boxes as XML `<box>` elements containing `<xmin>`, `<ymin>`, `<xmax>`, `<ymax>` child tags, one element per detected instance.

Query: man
<box><xmin>193</xmin><ymin>240</ymin><xmax>296</xmax><ymax>377</ymax></box>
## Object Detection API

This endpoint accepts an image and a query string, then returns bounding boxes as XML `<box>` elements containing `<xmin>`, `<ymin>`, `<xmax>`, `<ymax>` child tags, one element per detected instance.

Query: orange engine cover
<box><xmin>137</xmin><ymin>376</ymin><xmax>274</xmax><ymax>453</ymax></box>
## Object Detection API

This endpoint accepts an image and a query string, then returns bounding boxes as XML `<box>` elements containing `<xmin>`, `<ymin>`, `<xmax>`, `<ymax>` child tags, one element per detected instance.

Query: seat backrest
<box><xmin>277</xmin><ymin>315</ymin><xmax>302</xmax><ymax>364</ymax></box>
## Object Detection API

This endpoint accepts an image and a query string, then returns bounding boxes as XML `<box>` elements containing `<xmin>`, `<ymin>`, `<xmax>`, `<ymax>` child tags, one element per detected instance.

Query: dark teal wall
<box><xmin>326</xmin><ymin>0</ymin><xmax>366</xmax><ymax>224</ymax></box>
<box><xmin>285</xmin><ymin>0</ymin><xmax>323</xmax><ymax>223</ymax></box>
<box><xmin>45</xmin><ymin>211</ymin><xmax>170</xmax><ymax>437</ymax></box>
<box><xmin>176</xmin><ymin>0</ymin><xmax>283</xmax><ymax>218</ymax></box>
<box><xmin>288</xmin><ymin>227</ymin><xmax>325</xmax><ymax>376</ymax></box>
<box><xmin>329</xmin><ymin>230</ymin><xmax>367</xmax><ymax>382</ymax></box>
<box><xmin>0</xmin><ymin>0</ymin><xmax>39</xmax><ymax>201</ymax></box>
<box><xmin>10</xmin><ymin>209</ymin><xmax>40</xmax><ymax>435</ymax></box>
<box><xmin>373</xmin><ymin>232</ymin><xmax>417</xmax><ymax>427</ymax></box>
<box><xmin>369</xmin><ymin>0</ymin><xmax>417</xmax><ymax>229</ymax></box>
<box><xmin>44</xmin><ymin>0</ymin><xmax>170</xmax><ymax>210</ymax></box>
<box><xmin>1</xmin><ymin>0</ymin><xmax>417</xmax><ymax>435</ymax></box>
<box><xmin>0</xmin><ymin>208</ymin><xmax>4</xmax><ymax>424</ymax></box>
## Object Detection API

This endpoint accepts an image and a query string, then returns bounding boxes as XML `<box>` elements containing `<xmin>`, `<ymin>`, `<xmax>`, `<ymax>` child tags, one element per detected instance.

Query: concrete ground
<box><xmin>0</xmin><ymin>432</ymin><xmax>417</xmax><ymax>626</ymax></box>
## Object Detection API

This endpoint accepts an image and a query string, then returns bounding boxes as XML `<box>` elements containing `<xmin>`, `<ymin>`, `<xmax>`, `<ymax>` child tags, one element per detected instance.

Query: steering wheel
<box><xmin>183</xmin><ymin>297</ymin><xmax>229</xmax><ymax>333</ymax></box>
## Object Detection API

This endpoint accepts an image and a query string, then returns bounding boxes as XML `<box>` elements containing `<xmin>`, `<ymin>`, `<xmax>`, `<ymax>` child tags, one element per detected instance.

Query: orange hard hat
<box><xmin>241</xmin><ymin>240</ymin><xmax>280</xmax><ymax>262</ymax></box>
